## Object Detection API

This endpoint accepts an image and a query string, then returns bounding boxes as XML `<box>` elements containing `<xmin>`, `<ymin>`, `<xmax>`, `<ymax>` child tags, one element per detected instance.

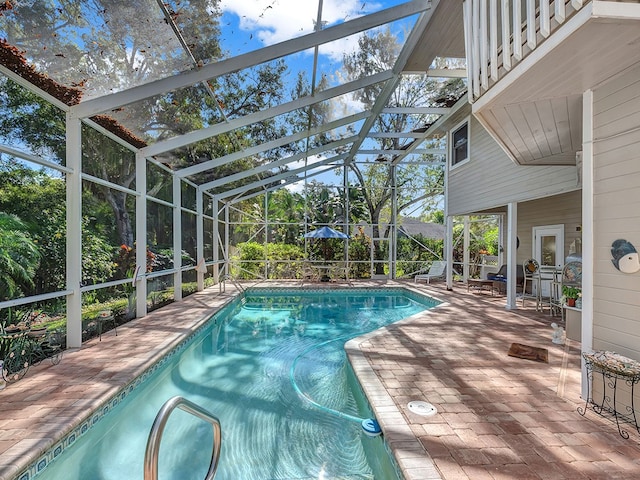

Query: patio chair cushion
<box><xmin>487</xmin><ymin>264</ymin><xmax>524</xmax><ymax>289</ymax></box>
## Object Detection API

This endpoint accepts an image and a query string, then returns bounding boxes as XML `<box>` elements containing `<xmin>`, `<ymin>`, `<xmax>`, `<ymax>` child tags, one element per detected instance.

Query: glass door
<box><xmin>533</xmin><ymin>225</ymin><xmax>565</xmax><ymax>298</ymax></box>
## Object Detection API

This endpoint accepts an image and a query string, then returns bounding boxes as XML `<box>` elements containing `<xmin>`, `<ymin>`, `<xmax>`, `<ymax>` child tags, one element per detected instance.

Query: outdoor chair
<box><xmin>302</xmin><ymin>263</ymin><xmax>321</xmax><ymax>283</ymax></box>
<box><xmin>329</xmin><ymin>261</ymin><xmax>349</xmax><ymax>282</ymax></box>
<box><xmin>414</xmin><ymin>260</ymin><xmax>446</xmax><ymax>284</ymax></box>
<box><xmin>521</xmin><ymin>258</ymin><xmax>542</xmax><ymax>310</ymax></box>
<box><xmin>487</xmin><ymin>264</ymin><xmax>524</xmax><ymax>294</ymax></box>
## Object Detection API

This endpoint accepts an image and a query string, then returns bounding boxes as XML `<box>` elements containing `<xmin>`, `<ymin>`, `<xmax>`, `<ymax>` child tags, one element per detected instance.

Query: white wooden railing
<box><xmin>463</xmin><ymin>0</ymin><xmax>590</xmax><ymax>102</ymax></box>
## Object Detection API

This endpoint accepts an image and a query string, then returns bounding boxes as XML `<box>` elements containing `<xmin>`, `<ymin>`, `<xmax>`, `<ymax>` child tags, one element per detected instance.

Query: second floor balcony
<box><xmin>463</xmin><ymin>0</ymin><xmax>640</xmax><ymax>166</ymax></box>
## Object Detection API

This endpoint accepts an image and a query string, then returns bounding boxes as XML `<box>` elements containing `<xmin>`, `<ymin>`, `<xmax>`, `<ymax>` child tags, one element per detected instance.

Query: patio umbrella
<box><xmin>304</xmin><ymin>226</ymin><xmax>349</xmax><ymax>269</ymax></box>
<box><xmin>304</xmin><ymin>226</ymin><xmax>349</xmax><ymax>239</ymax></box>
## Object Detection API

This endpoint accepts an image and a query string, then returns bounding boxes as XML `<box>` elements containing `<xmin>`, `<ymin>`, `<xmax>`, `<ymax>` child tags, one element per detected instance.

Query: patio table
<box><xmin>467</xmin><ymin>278</ymin><xmax>494</xmax><ymax>294</ymax></box>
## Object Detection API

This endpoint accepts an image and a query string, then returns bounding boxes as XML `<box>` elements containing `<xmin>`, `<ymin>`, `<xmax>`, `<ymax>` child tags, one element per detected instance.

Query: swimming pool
<box><xmin>32</xmin><ymin>288</ymin><xmax>438</xmax><ymax>480</ymax></box>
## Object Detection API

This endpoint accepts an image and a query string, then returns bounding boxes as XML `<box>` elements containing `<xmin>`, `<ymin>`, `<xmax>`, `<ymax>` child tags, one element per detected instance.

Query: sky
<box><xmin>216</xmin><ymin>0</ymin><xmax>414</xmax><ymax>192</ymax></box>
<box><xmin>218</xmin><ymin>0</ymin><xmax>402</xmax><ymax>59</ymax></box>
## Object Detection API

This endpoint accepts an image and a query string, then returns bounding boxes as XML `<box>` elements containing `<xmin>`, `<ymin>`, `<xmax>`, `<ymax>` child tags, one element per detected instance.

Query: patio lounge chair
<box><xmin>487</xmin><ymin>264</ymin><xmax>524</xmax><ymax>294</ymax></box>
<box><xmin>414</xmin><ymin>260</ymin><xmax>446</xmax><ymax>284</ymax></box>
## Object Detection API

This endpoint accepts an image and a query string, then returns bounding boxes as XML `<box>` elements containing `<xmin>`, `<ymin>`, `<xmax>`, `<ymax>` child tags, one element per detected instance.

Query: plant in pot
<box><xmin>562</xmin><ymin>286</ymin><xmax>581</xmax><ymax>307</ymax></box>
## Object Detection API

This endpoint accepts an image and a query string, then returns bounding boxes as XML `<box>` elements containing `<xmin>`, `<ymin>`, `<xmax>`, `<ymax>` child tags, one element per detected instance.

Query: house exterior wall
<box><xmin>447</xmin><ymin>114</ymin><xmax>581</xmax><ymax>216</ymax></box>
<box><xmin>592</xmin><ymin>61</ymin><xmax>640</xmax><ymax>360</ymax></box>
<box><xmin>515</xmin><ymin>192</ymin><xmax>582</xmax><ymax>266</ymax></box>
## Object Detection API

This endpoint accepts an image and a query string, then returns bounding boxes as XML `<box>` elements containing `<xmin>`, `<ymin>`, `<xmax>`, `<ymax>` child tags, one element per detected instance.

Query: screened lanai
<box><xmin>0</xmin><ymin>0</ymin><xmax>469</xmax><ymax>348</ymax></box>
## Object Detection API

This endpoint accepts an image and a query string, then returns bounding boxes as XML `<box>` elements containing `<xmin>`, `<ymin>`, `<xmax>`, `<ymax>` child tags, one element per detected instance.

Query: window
<box><xmin>450</xmin><ymin>120</ymin><xmax>469</xmax><ymax>167</ymax></box>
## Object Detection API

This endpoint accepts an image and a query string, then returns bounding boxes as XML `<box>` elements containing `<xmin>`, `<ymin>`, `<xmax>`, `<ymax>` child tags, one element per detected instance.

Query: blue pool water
<box><xmin>36</xmin><ymin>288</ymin><xmax>437</xmax><ymax>480</ymax></box>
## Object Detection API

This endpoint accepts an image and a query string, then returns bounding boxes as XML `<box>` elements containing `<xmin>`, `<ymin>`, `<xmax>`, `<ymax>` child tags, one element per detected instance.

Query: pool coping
<box><xmin>346</xmin><ymin>285</ymin><xmax>446</xmax><ymax>480</ymax></box>
<box><xmin>6</xmin><ymin>283</ymin><xmax>440</xmax><ymax>480</ymax></box>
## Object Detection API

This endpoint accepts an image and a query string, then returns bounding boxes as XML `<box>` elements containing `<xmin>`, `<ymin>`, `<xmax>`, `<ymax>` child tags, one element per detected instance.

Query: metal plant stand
<box><xmin>579</xmin><ymin>351</ymin><xmax>640</xmax><ymax>439</ymax></box>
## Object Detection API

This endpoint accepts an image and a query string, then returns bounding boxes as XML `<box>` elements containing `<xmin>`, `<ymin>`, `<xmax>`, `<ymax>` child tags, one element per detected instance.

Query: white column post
<box><xmin>498</xmin><ymin>213</ymin><xmax>505</xmax><ymax>267</ymax></box>
<box><xmin>463</xmin><ymin>215</ymin><xmax>471</xmax><ymax>281</ymax></box>
<box><xmin>501</xmin><ymin>0</ymin><xmax>511</xmax><ymax>71</ymax></box>
<box><xmin>343</xmin><ymin>164</ymin><xmax>350</xmax><ymax>271</ymax></box>
<box><xmin>224</xmin><ymin>201</ymin><xmax>230</xmax><ymax>277</ymax></box>
<box><xmin>506</xmin><ymin>202</ymin><xmax>518</xmax><ymax>309</ymax></box>
<box><xmin>212</xmin><ymin>195</ymin><xmax>220</xmax><ymax>284</ymax></box>
<box><xmin>135</xmin><ymin>153</ymin><xmax>148</xmax><ymax>318</ymax></box>
<box><xmin>264</xmin><ymin>193</ymin><xmax>269</xmax><ymax>280</ymax></box>
<box><xmin>173</xmin><ymin>175</ymin><xmax>182</xmax><ymax>301</ymax></box>
<box><xmin>390</xmin><ymin>164</ymin><xmax>398</xmax><ymax>279</ymax></box>
<box><xmin>444</xmin><ymin>139</ymin><xmax>453</xmax><ymax>290</ymax></box>
<box><xmin>65</xmin><ymin>113</ymin><xmax>82</xmax><ymax>348</ymax></box>
<box><xmin>446</xmin><ymin>215</ymin><xmax>454</xmax><ymax>290</ymax></box>
<box><xmin>196</xmin><ymin>188</ymin><xmax>205</xmax><ymax>291</ymax></box>
<box><xmin>581</xmin><ymin>89</ymin><xmax>594</xmax><ymax>399</ymax></box>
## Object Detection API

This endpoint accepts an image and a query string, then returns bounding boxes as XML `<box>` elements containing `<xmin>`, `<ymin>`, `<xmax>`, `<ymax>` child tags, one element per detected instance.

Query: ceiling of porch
<box><xmin>471</xmin><ymin>4</ymin><xmax>640</xmax><ymax>167</ymax></box>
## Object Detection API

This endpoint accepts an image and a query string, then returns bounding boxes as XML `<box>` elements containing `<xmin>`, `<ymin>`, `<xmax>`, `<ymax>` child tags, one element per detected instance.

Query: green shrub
<box><xmin>234</xmin><ymin>241</ymin><xmax>265</xmax><ymax>279</ymax></box>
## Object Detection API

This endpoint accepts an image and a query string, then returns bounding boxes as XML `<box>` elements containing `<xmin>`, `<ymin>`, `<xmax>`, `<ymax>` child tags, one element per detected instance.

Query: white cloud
<box><xmin>220</xmin><ymin>0</ymin><xmax>384</xmax><ymax>60</ymax></box>
<box><xmin>284</xmin><ymin>181</ymin><xmax>305</xmax><ymax>193</ymax></box>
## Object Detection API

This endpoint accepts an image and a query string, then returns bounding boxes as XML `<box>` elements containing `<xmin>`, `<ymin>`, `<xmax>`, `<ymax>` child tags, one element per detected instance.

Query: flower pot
<box><xmin>27</xmin><ymin>327</ymin><xmax>47</xmax><ymax>338</ymax></box>
<box><xmin>566</xmin><ymin>298</ymin><xmax>576</xmax><ymax>307</ymax></box>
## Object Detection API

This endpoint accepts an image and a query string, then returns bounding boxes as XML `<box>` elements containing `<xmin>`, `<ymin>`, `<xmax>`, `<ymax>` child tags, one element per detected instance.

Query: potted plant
<box><xmin>562</xmin><ymin>286</ymin><xmax>581</xmax><ymax>307</ymax></box>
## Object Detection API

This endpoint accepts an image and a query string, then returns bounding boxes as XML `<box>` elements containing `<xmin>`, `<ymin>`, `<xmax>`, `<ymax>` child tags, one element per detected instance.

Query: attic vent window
<box><xmin>451</xmin><ymin>121</ymin><xmax>469</xmax><ymax>167</ymax></box>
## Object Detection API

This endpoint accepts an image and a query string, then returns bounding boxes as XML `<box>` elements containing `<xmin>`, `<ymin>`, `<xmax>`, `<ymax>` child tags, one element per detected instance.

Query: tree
<box><xmin>0</xmin><ymin>1</ymin><xmax>293</xmax><ymax>251</ymax></box>
<box><xmin>267</xmin><ymin>189</ymin><xmax>306</xmax><ymax>245</ymax></box>
<box><xmin>451</xmin><ymin>216</ymin><xmax>499</xmax><ymax>278</ymax></box>
<box><xmin>0</xmin><ymin>159</ymin><xmax>67</xmax><ymax>294</ymax></box>
<box><xmin>341</xmin><ymin>28</ymin><xmax>463</xmax><ymax>273</ymax></box>
<box><xmin>0</xmin><ymin>213</ymin><xmax>40</xmax><ymax>302</ymax></box>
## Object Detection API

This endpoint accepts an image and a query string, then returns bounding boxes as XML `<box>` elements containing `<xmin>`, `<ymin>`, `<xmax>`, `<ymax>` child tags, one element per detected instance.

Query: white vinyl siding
<box><xmin>592</xmin><ymin>62</ymin><xmax>640</xmax><ymax>361</ymax></box>
<box><xmin>514</xmin><ymin>192</ymin><xmax>582</xmax><ymax>266</ymax></box>
<box><xmin>448</xmin><ymin>115</ymin><xmax>580</xmax><ymax>215</ymax></box>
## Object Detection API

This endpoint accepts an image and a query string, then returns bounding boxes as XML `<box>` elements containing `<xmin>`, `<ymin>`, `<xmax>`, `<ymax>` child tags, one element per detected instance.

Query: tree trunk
<box><xmin>105</xmin><ymin>189</ymin><xmax>134</xmax><ymax>247</ymax></box>
<box><xmin>371</xmin><ymin>224</ymin><xmax>386</xmax><ymax>275</ymax></box>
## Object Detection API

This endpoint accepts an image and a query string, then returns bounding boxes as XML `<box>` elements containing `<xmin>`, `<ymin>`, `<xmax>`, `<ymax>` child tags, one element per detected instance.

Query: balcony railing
<box><xmin>464</xmin><ymin>0</ymin><xmax>590</xmax><ymax>102</ymax></box>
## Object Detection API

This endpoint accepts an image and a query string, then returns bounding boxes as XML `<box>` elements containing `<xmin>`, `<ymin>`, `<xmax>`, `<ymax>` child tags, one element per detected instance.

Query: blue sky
<box><xmin>218</xmin><ymin>0</ymin><xmax>410</xmax><ymax>60</ymax></box>
<box><xmin>215</xmin><ymin>0</ymin><xmax>417</xmax><ymax>192</ymax></box>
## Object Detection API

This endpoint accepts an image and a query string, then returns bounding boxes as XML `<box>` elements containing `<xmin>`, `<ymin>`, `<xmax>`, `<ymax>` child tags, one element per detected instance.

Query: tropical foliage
<box><xmin>0</xmin><ymin>213</ymin><xmax>40</xmax><ymax>302</ymax></box>
<box><xmin>0</xmin><ymin>13</ymin><xmax>485</xmax><ymax>346</ymax></box>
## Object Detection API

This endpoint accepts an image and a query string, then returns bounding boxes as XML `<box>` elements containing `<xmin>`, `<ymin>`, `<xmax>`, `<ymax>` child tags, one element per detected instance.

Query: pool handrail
<box><xmin>221</xmin><ymin>273</ymin><xmax>245</xmax><ymax>293</ymax></box>
<box><xmin>144</xmin><ymin>396</ymin><xmax>222</xmax><ymax>480</ymax></box>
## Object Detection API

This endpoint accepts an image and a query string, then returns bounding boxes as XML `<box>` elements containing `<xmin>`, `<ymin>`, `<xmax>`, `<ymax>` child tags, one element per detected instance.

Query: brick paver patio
<box><xmin>0</xmin><ymin>280</ymin><xmax>638</xmax><ymax>480</ymax></box>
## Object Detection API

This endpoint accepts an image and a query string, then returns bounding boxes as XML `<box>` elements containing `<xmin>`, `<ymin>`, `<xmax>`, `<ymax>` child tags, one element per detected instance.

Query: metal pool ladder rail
<box><xmin>220</xmin><ymin>273</ymin><xmax>245</xmax><ymax>293</ymax></box>
<box><xmin>144</xmin><ymin>396</ymin><xmax>222</xmax><ymax>480</ymax></box>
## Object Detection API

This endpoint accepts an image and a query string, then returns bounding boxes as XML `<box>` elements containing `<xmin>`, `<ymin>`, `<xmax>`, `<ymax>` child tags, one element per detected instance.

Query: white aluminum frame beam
<box><xmin>230</xmin><ymin>165</ymin><xmax>338</xmax><ymax>205</ymax></box>
<box><xmin>425</xmin><ymin>68</ymin><xmax>467</xmax><ymax>78</ymax></box>
<box><xmin>135</xmin><ymin>152</ymin><xmax>148</xmax><ymax>318</ymax></box>
<box><xmin>345</xmin><ymin>3</ymin><xmax>438</xmax><ymax>162</ymax></box>
<box><xmin>199</xmin><ymin>135</ymin><xmax>358</xmax><ymax>191</ymax></box>
<box><xmin>367</xmin><ymin>132</ymin><xmax>433</xmax><ymax>139</ymax></box>
<box><xmin>381</xmin><ymin>107</ymin><xmax>451</xmax><ymax>115</ymax></box>
<box><xmin>358</xmin><ymin>148</ymin><xmax>445</xmax><ymax>155</ymax></box>
<box><xmin>217</xmin><ymin>153</ymin><xmax>348</xmax><ymax>200</ymax></box>
<box><xmin>140</xmin><ymin>71</ymin><xmax>392</xmax><ymax>157</ymax></box>
<box><xmin>178</xmin><ymin>111</ymin><xmax>369</xmax><ymax>178</ymax></box>
<box><xmin>0</xmin><ymin>65</ymin><xmax>70</xmax><ymax>112</ymax></box>
<box><xmin>65</xmin><ymin>114</ymin><xmax>82</xmax><ymax>349</ymax></box>
<box><xmin>0</xmin><ymin>144</ymin><xmax>73</xmax><ymax>174</ymax></box>
<box><xmin>70</xmin><ymin>1</ymin><xmax>430</xmax><ymax>119</ymax></box>
<box><xmin>403</xmin><ymin>67</ymin><xmax>467</xmax><ymax>78</ymax></box>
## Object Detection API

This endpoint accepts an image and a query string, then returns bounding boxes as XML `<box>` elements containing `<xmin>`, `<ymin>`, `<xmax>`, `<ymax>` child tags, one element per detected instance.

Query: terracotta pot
<box><xmin>567</xmin><ymin>298</ymin><xmax>576</xmax><ymax>307</ymax></box>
